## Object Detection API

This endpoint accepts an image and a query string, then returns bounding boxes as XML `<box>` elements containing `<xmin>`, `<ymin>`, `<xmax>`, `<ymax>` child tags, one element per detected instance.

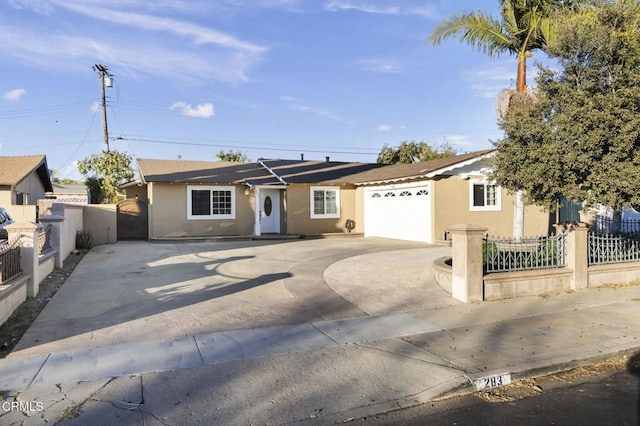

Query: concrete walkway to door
<box><xmin>9</xmin><ymin>237</ymin><xmax>453</xmax><ymax>357</ymax></box>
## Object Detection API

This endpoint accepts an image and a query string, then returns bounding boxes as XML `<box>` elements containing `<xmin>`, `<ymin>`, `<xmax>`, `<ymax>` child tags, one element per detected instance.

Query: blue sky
<box><xmin>0</xmin><ymin>0</ymin><xmax>536</xmax><ymax>179</ymax></box>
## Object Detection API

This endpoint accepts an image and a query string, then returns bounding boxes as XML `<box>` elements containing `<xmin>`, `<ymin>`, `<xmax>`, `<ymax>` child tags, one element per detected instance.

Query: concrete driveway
<box><xmin>11</xmin><ymin>237</ymin><xmax>457</xmax><ymax>357</ymax></box>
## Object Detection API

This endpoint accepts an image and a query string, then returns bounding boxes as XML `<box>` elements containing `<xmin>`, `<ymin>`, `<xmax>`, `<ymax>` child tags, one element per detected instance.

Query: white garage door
<box><xmin>364</xmin><ymin>182</ymin><xmax>432</xmax><ymax>243</ymax></box>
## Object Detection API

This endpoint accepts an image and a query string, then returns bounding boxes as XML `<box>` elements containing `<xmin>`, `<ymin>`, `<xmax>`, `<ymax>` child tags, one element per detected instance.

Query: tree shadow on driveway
<box><xmin>11</xmin><ymin>247</ymin><xmax>293</xmax><ymax>354</ymax></box>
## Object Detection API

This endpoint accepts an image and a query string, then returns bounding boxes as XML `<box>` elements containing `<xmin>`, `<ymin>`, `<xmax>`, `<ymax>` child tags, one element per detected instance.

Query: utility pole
<box><xmin>93</xmin><ymin>64</ymin><xmax>113</xmax><ymax>152</ymax></box>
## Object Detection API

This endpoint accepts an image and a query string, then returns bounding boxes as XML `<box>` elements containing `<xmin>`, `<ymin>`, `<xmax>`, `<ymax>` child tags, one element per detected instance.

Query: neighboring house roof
<box><xmin>345</xmin><ymin>149</ymin><xmax>496</xmax><ymax>185</ymax></box>
<box><xmin>49</xmin><ymin>182</ymin><xmax>89</xmax><ymax>205</ymax></box>
<box><xmin>0</xmin><ymin>155</ymin><xmax>54</xmax><ymax>192</ymax></box>
<box><xmin>137</xmin><ymin>158</ymin><xmax>383</xmax><ymax>186</ymax></box>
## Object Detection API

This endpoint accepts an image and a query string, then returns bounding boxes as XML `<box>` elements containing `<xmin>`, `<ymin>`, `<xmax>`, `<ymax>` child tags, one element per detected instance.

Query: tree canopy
<box><xmin>377</xmin><ymin>141</ymin><xmax>457</xmax><ymax>164</ymax></box>
<box><xmin>78</xmin><ymin>150</ymin><xmax>135</xmax><ymax>204</ymax></box>
<box><xmin>491</xmin><ymin>0</ymin><xmax>640</xmax><ymax>213</ymax></box>
<box><xmin>216</xmin><ymin>149</ymin><xmax>247</xmax><ymax>163</ymax></box>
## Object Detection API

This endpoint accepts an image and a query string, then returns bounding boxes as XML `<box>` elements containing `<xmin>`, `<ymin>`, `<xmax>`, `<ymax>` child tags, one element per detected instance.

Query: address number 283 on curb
<box><xmin>474</xmin><ymin>373</ymin><xmax>512</xmax><ymax>391</ymax></box>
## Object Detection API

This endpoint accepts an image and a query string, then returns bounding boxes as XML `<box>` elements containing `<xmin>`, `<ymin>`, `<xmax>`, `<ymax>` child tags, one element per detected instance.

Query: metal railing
<box><xmin>483</xmin><ymin>233</ymin><xmax>566</xmax><ymax>273</ymax></box>
<box><xmin>588</xmin><ymin>232</ymin><xmax>640</xmax><ymax>265</ymax></box>
<box><xmin>0</xmin><ymin>237</ymin><xmax>22</xmax><ymax>284</ymax></box>
<box><xmin>594</xmin><ymin>215</ymin><xmax>640</xmax><ymax>235</ymax></box>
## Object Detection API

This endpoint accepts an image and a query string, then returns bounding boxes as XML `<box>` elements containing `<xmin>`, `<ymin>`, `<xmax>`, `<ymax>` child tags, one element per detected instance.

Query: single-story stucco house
<box><xmin>126</xmin><ymin>150</ymin><xmax>551</xmax><ymax>243</ymax></box>
<box><xmin>127</xmin><ymin>157</ymin><xmax>382</xmax><ymax>239</ymax></box>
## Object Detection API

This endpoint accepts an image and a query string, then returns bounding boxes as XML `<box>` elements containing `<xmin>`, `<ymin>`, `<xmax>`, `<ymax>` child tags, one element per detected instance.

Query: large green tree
<box><xmin>377</xmin><ymin>141</ymin><xmax>457</xmax><ymax>164</ymax></box>
<box><xmin>492</xmin><ymin>0</ymin><xmax>640</xmax><ymax>220</ymax></box>
<box><xmin>78</xmin><ymin>150</ymin><xmax>135</xmax><ymax>204</ymax></box>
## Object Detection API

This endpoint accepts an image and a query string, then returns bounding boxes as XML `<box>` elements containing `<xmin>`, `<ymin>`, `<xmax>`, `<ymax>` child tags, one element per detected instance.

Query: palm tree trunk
<box><xmin>516</xmin><ymin>55</ymin><xmax>527</xmax><ymax>93</ymax></box>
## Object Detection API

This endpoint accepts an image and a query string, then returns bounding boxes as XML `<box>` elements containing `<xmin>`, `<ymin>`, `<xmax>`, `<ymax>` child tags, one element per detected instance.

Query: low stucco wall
<box><xmin>432</xmin><ymin>257</ymin><xmax>452</xmax><ymax>294</ymax></box>
<box><xmin>483</xmin><ymin>268</ymin><xmax>573</xmax><ymax>301</ymax></box>
<box><xmin>38</xmin><ymin>250</ymin><xmax>55</xmax><ymax>287</ymax></box>
<box><xmin>83</xmin><ymin>204</ymin><xmax>117</xmax><ymax>245</ymax></box>
<box><xmin>588</xmin><ymin>262</ymin><xmax>640</xmax><ymax>287</ymax></box>
<box><xmin>432</xmin><ymin>258</ymin><xmax>575</xmax><ymax>301</ymax></box>
<box><xmin>61</xmin><ymin>205</ymin><xmax>83</xmax><ymax>256</ymax></box>
<box><xmin>0</xmin><ymin>275</ymin><xmax>29</xmax><ymax>326</ymax></box>
<box><xmin>7</xmin><ymin>205</ymin><xmax>37</xmax><ymax>223</ymax></box>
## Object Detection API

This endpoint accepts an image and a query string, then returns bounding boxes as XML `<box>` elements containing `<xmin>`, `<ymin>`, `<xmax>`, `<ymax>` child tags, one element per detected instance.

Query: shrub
<box><xmin>76</xmin><ymin>230</ymin><xmax>95</xmax><ymax>250</ymax></box>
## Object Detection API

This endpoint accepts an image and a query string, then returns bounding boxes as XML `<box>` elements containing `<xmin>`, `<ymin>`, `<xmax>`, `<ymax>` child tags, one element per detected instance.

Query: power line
<box><xmin>122</xmin><ymin>137</ymin><xmax>379</xmax><ymax>155</ymax></box>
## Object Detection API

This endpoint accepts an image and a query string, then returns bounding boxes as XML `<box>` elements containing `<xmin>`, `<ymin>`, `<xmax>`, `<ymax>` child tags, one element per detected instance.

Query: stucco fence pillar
<box><xmin>554</xmin><ymin>223</ymin><xmax>589</xmax><ymax>291</ymax></box>
<box><xmin>5</xmin><ymin>222</ymin><xmax>41</xmax><ymax>297</ymax></box>
<box><xmin>447</xmin><ymin>224</ymin><xmax>487</xmax><ymax>303</ymax></box>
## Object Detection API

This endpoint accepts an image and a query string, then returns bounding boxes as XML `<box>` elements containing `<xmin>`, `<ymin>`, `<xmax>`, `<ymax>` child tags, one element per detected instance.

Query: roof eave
<box><xmin>422</xmin><ymin>150</ymin><xmax>495</xmax><ymax>178</ymax></box>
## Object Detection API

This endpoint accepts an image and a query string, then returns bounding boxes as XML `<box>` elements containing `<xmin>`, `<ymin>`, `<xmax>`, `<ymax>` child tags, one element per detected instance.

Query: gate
<box><xmin>117</xmin><ymin>199</ymin><xmax>148</xmax><ymax>241</ymax></box>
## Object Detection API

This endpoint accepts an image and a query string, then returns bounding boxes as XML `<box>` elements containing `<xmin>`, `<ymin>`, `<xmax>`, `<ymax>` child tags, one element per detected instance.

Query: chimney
<box><xmin>325</xmin><ymin>156</ymin><xmax>330</xmax><ymax>163</ymax></box>
<box><xmin>301</xmin><ymin>153</ymin><xmax>304</xmax><ymax>161</ymax></box>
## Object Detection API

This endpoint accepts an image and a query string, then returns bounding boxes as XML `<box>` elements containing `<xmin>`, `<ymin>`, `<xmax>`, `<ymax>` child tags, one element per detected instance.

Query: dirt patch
<box><xmin>475</xmin><ymin>355</ymin><xmax>629</xmax><ymax>403</ymax></box>
<box><xmin>0</xmin><ymin>250</ymin><xmax>87</xmax><ymax>358</ymax></box>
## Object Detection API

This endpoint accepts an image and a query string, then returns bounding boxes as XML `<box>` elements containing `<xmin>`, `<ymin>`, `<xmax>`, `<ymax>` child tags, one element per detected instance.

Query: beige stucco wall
<box><xmin>286</xmin><ymin>184</ymin><xmax>361</xmax><ymax>235</ymax></box>
<box><xmin>5</xmin><ymin>205</ymin><xmax>37</xmax><ymax>222</ymax></box>
<box><xmin>125</xmin><ymin>184</ymin><xmax>148</xmax><ymax>202</ymax></box>
<box><xmin>433</xmin><ymin>175</ymin><xmax>551</xmax><ymax>240</ymax></box>
<box><xmin>0</xmin><ymin>187</ymin><xmax>11</xmax><ymax>206</ymax></box>
<box><xmin>83</xmin><ymin>204</ymin><xmax>117</xmax><ymax>245</ymax></box>
<box><xmin>148</xmin><ymin>183</ymin><xmax>254</xmax><ymax>238</ymax></box>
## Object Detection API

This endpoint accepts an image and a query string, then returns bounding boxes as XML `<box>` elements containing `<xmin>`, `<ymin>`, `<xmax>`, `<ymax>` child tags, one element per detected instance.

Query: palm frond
<box><xmin>428</xmin><ymin>11</ymin><xmax>517</xmax><ymax>57</ymax></box>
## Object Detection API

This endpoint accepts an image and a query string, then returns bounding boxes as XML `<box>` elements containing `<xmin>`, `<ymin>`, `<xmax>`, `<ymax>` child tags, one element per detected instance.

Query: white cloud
<box><xmin>3</xmin><ymin>89</ymin><xmax>27</xmax><ymax>101</ymax></box>
<box><xmin>324</xmin><ymin>0</ymin><xmax>435</xmax><ymax>17</ymax></box>
<box><xmin>170</xmin><ymin>101</ymin><xmax>215</xmax><ymax>118</ymax></box>
<box><xmin>359</xmin><ymin>59</ymin><xmax>402</xmax><ymax>74</ymax></box>
<box><xmin>376</xmin><ymin>124</ymin><xmax>392</xmax><ymax>132</ymax></box>
<box><xmin>280</xmin><ymin>96</ymin><xmax>341</xmax><ymax>121</ymax></box>
<box><xmin>51</xmin><ymin>1</ymin><xmax>266</xmax><ymax>54</ymax></box>
<box><xmin>438</xmin><ymin>135</ymin><xmax>472</xmax><ymax>148</ymax></box>
<box><xmin>0</xmin><ymin>1</ymin><xmax>267</xmax><ymax>85</ymax></box>
<box><xmin>463</xmin><ymin>64</ymin><xmax>516</xmax><ymax>98</ymax></box>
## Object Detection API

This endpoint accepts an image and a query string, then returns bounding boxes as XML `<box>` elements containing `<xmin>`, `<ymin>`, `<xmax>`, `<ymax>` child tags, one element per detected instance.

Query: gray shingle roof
<box><xmin>137</xmin><ymin>158</ymin><xmax>383</xmax><ymax>186</ymax></box>
<box><xmin>260</xmin><ymin>159</ymin><xmax>383</xmax><ymax>184</ymax></box>
<box><xmin>136</xmin><ymin>150</ymin><xmax>494</xmax><ymax>187</ymax></box>
<box><xmin>137</xmin><ymin>159</ymin><xmax>279</xmax><ymax>185</ymax></box>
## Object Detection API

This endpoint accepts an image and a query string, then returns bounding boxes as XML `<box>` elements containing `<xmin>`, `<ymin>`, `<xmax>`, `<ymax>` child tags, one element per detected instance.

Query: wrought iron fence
<box><xmin>483</xmin><ymin>233</ymin><xmax>566</xmax><ymax>273</ymax></box>
<box><xmin>594</xmin><ymin>214</ymin><xmax>640</xmax><ymax>235</ymax></box>
<box><xmin>588</xmin><ymin>232</ymin><xmax>640</xmax><ymax>265</ymax></box>
<box><xmin>0</xmin><ymin>237</ymin><xmax>22</xmax><ymax>284</ymax></box>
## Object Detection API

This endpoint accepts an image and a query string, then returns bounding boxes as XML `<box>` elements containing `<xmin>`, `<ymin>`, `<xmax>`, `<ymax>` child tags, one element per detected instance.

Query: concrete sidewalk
<box><xmin>1</xmin><ymin>240</ymin><xmax>639</xmax><ymax>425</ymax></box>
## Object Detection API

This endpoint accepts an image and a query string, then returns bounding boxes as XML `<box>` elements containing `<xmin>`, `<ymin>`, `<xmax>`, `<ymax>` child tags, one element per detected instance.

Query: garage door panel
<box><xmin>364</xmin><ymin>183</ymin><xmax>431</xmax><ymax>243</ymax></box>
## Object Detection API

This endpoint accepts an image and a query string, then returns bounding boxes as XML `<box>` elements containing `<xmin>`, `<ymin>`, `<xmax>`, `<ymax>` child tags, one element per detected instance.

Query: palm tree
<box><xmin>429</xmin><ymin>0</ymin><xmax>568</xmax><ymax>239</ymax></box>
<box><xmin>429</xmin><ymin>0</ymin><xmax>562</xmax><ymax>92</ymax></box>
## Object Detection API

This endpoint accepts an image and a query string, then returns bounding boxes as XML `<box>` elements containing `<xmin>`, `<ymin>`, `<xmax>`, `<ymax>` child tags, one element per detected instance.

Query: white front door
<box><xmin>260</xmin><ymin>189</ymin><xmax>280</xmax><ymax>233</ymax></box>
